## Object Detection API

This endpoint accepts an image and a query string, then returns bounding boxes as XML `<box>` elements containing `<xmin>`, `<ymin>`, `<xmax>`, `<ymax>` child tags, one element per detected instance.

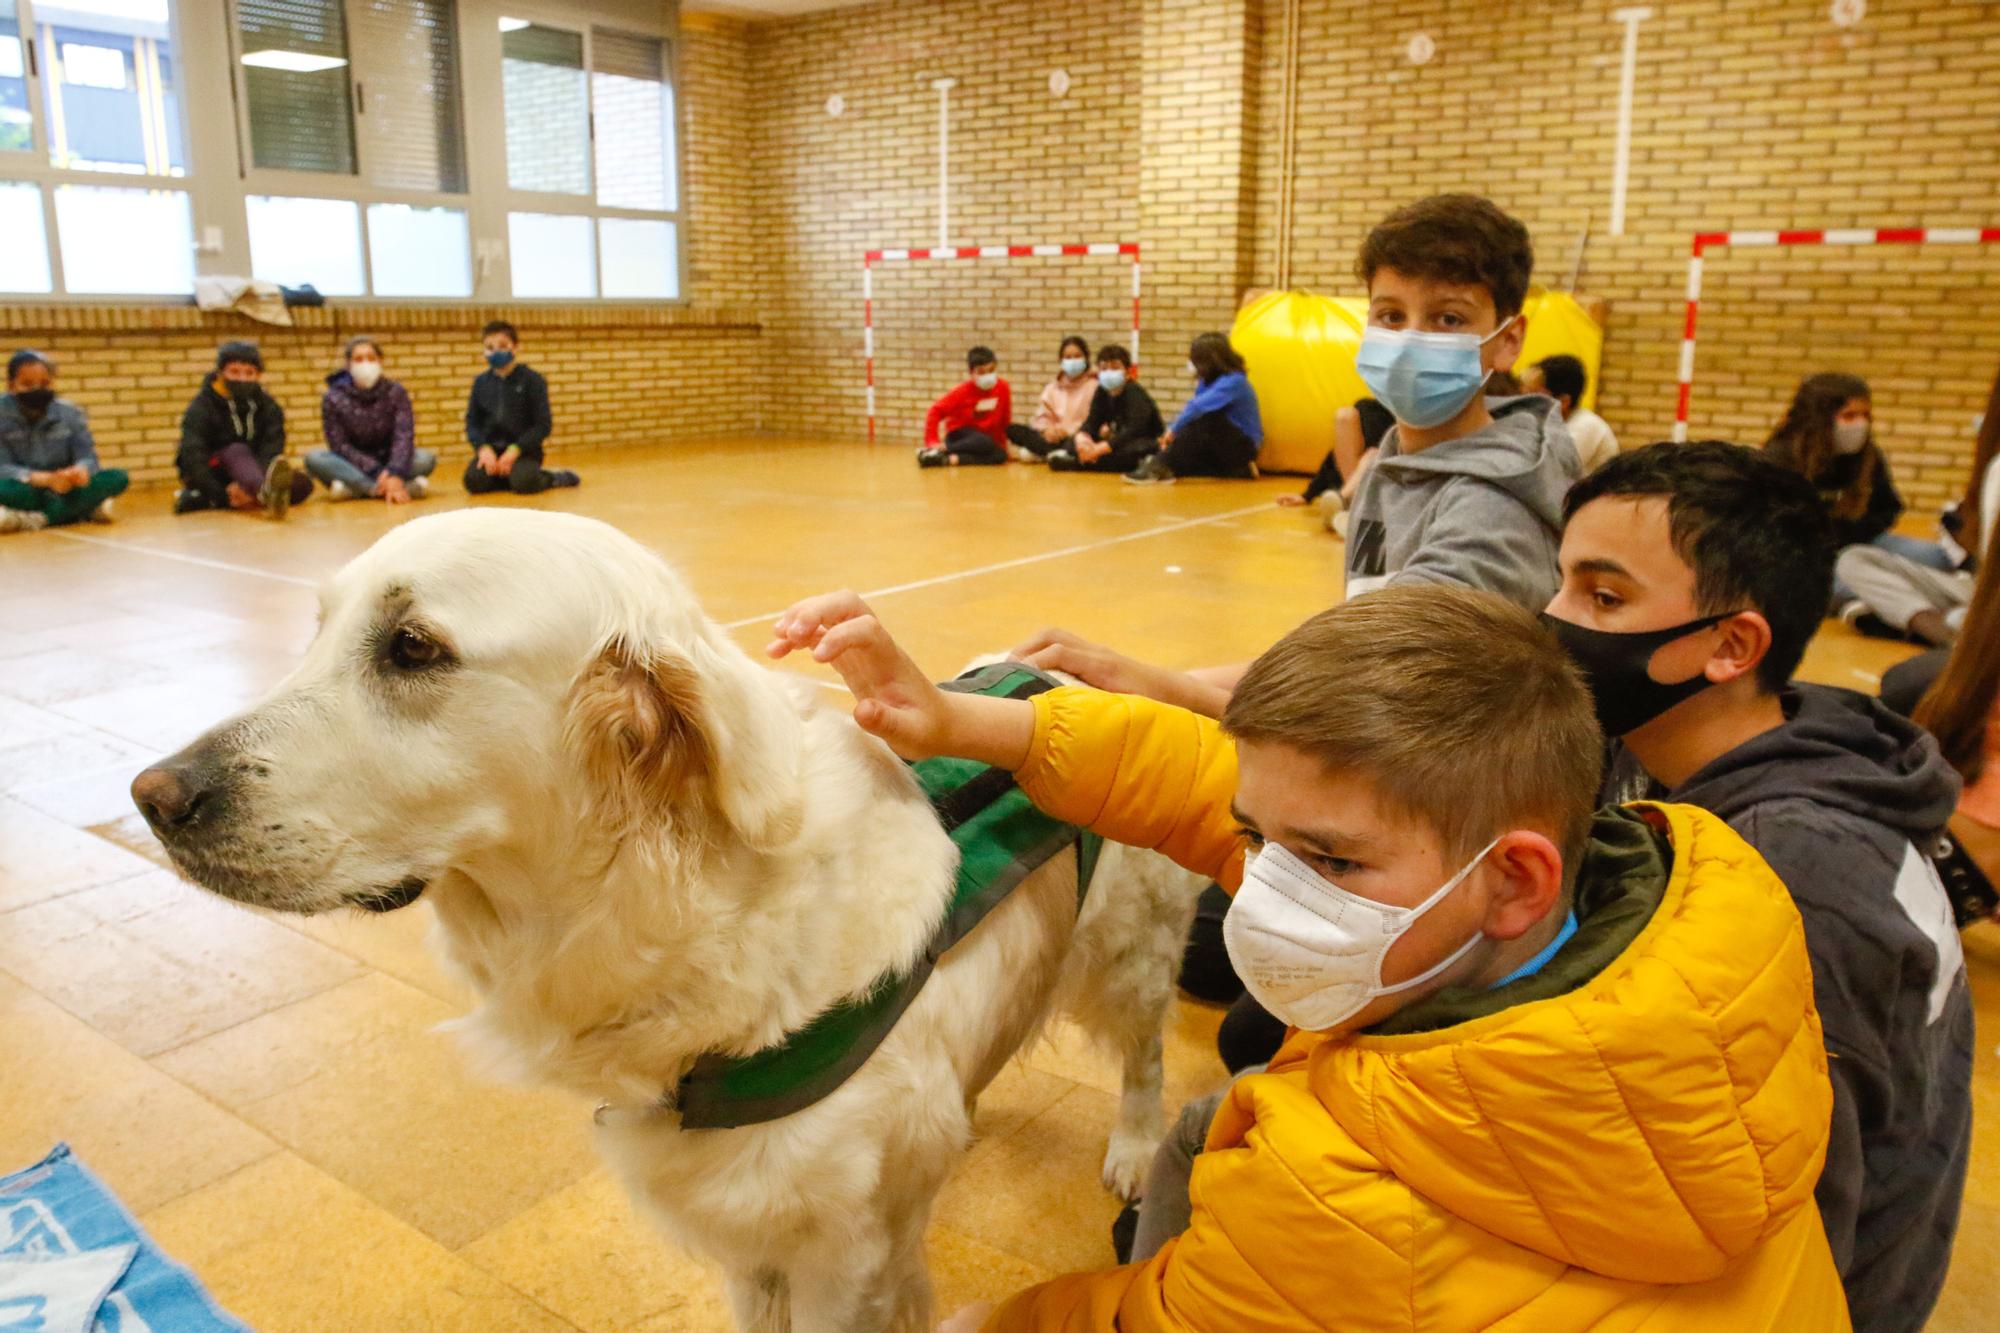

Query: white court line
<box><xmin>49</xmin><ymin>530</ymin><xmax>320</xmax><ymax>587</ymax></box>
<box><xmin>720</xmin><ymin>501</ymin><xmax>1273</xmax><ymax>630</ymax></box>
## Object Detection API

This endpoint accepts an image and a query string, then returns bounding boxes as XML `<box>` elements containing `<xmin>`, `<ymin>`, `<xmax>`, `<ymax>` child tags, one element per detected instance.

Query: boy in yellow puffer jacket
<box><xmin>769</xmin><ymin>582</ymin><xmax>1850</xmax><ymax>1332</ymax></box>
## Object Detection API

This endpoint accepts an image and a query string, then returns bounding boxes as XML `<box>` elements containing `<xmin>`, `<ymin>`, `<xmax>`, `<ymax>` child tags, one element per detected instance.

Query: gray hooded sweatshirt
<box><xmin>1342</xmin><ymin>394</ymin><xmax>1579</xmax><ymax>608</ymax></box>
<box><xmin>1664</xmin><ymin>685</ymin><xmax>1971</xmax><ymax>1333</ymax></box>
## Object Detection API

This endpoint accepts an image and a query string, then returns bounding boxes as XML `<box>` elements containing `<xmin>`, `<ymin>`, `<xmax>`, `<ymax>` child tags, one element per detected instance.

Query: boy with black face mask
<box><xmin>175</xmin><ymin>341</ymin><xmax>312</xmax><ymax>519</ymax></box>
<box><xmin>1542</xmin><ymin>440</ymin><xmax>1970</xmax><ymax>1333</ymax></box>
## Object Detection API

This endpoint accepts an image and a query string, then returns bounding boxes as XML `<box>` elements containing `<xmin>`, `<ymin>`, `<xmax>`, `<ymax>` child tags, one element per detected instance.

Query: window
<box><xmin>590</xmin><ymin>28</ymin><xmax>673</xmax><ymax>213</ymax></box>
<box><xmin>0</xmin><ymin>0</ymin><xmax>681</xmax><ymax>300</ymax></box>
<box><xmin>501</xmin><ymin>20</ymin><xmax>585</xmax><ymax>196</ymax></box>
<box><xmin>599</xmin><ymin>217</ymin><xmax>675</xmax><ymax>299</ymax></box>
<box><xmin>0</xmin><ymin>1</ymin><xmax>28</xmax><ymax>154</ymax></box>
<box><xmin>497</xmin><ymin>18</ymin><xmax>682</xmax><ymax>302</ymax></box>
<box><xmin>349</xmin><ymin>0</ymin><xmax>464</xmax><ymax>194</ymax></box>
<box><xmin>53</xmin><ymin>182</ymin><xmax>191</xmax><ymax>293</ymax></box>
<box><xmin>40</xmin><ymin>0</ymin><xmax>184</xmax><ymax>175</ymax></box>
<box><xmin>366</xmin><ymin>201</ymin><xmax>469</xmax><ymax>296</ymax></box>
<box><xmin>236</xmin><ymin>0</ymin><xmax>356</xmax><ymax>175</ymax></box>
<box><xmin>0</xmin><ymin>179</ymin><xmax>51</xmax><ymax>291</ymax></box>
<box><xmin>60</xmin><ymin>41</ymin><xmax>125</xmax><ymax>89</ymax></box>
<box><xmin>507</xmin><ymin>210</ymin><xmax>593</xmax><ymax>298</ymax></box>
<box><xmin>246</xmin><ymin>193</ymin><xmax>364</xmax><ymax>294</ymax></box>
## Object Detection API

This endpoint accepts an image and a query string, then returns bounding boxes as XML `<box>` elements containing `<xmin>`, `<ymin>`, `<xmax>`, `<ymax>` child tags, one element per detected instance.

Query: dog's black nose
<box><xmin>133</xmin><ymin>765</ymin><xmax>209</xmax><ymax>832</ymax></box>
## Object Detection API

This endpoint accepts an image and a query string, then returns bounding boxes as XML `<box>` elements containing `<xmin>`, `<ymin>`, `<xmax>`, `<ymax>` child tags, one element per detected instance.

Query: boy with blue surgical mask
<box><xmin>919</xmin><ymin>345</ymin><xmax>1012</xmax><ymax>467</ymax></box>
<box><xmin>1340</xmin><ymin>193</ymin><xmax>1578</xmax><ymax>603</ymax></box>
<box><xmin>464</xmin><ymin>320</ymin><xmax>579</xmax><ymax>495</ymax></box>
<box><xmin>1006</xmin><ymin>195</ymin><xmax>1579</xmax><ymax>719</ymax></box>
<box><xmin>1049</xmin><ymin>344</ymin><xmax>1163</xmax><ymax>473</ymax></box>
<box><xmin>769</xmin><ymin>582</ymin><xmax>1848</xmax><ymax>1333</ymax></box>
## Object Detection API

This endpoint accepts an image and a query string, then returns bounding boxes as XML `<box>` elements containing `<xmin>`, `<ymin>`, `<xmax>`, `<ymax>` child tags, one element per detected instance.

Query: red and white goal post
<box><xmin>1674</xmin><ymin>225</ymin><xmax>2000</xmax><ymax>442</ymax></box>
<box><xmin>862</xmin><ymin>243</ymin><xmax>1142</xmax><ymax>443</ymax></box>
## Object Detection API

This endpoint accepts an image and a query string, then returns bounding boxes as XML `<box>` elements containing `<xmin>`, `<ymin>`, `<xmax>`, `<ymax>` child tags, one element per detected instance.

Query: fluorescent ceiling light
<box><xmin>240</xmin><ymin>50</ymin><xmax>348</xmax><ymax>73</ymax></box>
<box><xmin>498</xmin><ymin>17</ymin><xmax>531</xmax><ymax>31</ymax></box>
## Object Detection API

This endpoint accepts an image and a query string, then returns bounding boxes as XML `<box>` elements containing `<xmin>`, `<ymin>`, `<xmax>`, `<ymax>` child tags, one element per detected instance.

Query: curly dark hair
<box><xmin>1356</xmin><ymin>194</ymin><xmax>1535</xmax><ymax>319</ymax></box>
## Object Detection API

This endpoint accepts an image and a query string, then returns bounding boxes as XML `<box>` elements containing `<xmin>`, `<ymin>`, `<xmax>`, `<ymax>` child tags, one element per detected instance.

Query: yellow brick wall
<box><xmin>741</xmin><ymin>0</ymin><xmax>1147</xmax><ymax>440</ymax></box>
<box><xmin>1249</xmin><ymin>0</ymin><xmax>2000</xmax><ymax>507</ymax></box>
<box><xmin>0</xmin><ymin>307</ymin><xmax>760</xmax><ymax>486</ymax></box>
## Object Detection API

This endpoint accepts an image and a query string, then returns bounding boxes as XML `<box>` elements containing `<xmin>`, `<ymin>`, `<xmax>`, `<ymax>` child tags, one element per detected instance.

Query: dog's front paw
<box><xmin>1101</xmin><ymin>1131</ymin><xmax>1158</xmax><ymax>1202</ymax></box>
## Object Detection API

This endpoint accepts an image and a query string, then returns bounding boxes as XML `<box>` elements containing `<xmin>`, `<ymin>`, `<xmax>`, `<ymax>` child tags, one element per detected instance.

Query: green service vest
<box><xmin>673</xmin><ymin>664</ymin><xmax>1101</xmax><ymax>1130</ymax></box>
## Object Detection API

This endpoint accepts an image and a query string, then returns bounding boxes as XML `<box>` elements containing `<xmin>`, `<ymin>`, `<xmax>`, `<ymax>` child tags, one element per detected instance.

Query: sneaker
<box><xmin>1007</xmin><ymin>443</ymin><xmax>1043</xmax><ymax>464</ymax></box>
<box><xmin>1316</xmin><ymin>489</ymin><xmax>1344</xmax><ymax>532</ymax></box>
<box><xmin>326</xmin><ymin>478</ymin><xmax>354</xmax><ymax>502</ymax></box>
<box><xmin>173</xmin><ymin>487</ymin><xmax>206</xmax><ymax>515</ymax></box>
<box><xmin>1111</xmin><ymin>1201</ymin><xmax>1140</xmax><ymax>1265</ymax></box>
<box><xmin>1230</xmin><ymin>460</ymin><xmax>1261</xmax><ymax>481</ymax></box>
<box><xmin>1332</xmin><ymin>509</ymin><xmax>1349</xmax><ymax>539</ymax></box>
<box><xmin>88</xmin><ymin>498</ymin><xmax>115</xmax><ymax>524</ymax></box>
<box><xmin>405</xmin><ymin>475</ymin><xmax>429</xmax><ymax>499</ymax></box>
<box><xmin>1834</xmin><ymin>597</ymin><xmax>1866</xmax><ymax>628</ymax></box>
<box><xmin>916</xmin><ymin>447</ymin><xmax>948</xmax><ymax>469</ymax></box>
<box><xmin>1122</xmin><ymin>454</ymin><xmax>1176</xmax><ymax>486</ymax></box>
<box><xmin>259</xmin><ymin>456</ymin><xmax>295</xmax><ymax>520</ymax></box>
<box><xmin>545</xmin><ymin>469</ymin><xmax>581</xmax><ymax>489</ymax></box>
<box><xmin>1047</xmin><ymin>449</ymin><xmax>1080</xmax><ymax>472</ymax></box>
<box><xmin>0</xmin><ymin>507</ymin><xmax>48</xmax><ymax>534</ymax></box>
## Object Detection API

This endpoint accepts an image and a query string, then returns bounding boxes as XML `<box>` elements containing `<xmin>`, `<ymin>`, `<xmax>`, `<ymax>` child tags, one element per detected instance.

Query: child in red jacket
<box><xmin>919</xmin><ymin>346</ymin><xmax>1011</xmax><ymax>468</ymax></box>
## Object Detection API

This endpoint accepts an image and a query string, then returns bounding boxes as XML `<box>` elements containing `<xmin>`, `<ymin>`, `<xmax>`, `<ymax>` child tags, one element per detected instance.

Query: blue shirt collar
<box><xmin>1489</xmin><ymin>909</ymin><xmax>1579</xmax><ymax>990</ymax></box>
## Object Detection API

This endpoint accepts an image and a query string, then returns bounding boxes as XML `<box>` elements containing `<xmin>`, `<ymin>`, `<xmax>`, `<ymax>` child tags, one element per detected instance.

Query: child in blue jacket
<box><xmin>1125</xmin><ymin>333</ymin><xmax>1262</xmax><ymax>485</ymax></box>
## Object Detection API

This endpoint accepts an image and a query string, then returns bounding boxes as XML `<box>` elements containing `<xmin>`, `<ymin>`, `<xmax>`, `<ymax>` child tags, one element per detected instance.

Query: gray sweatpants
<box><xmin>1131</xmin><ymin>1073</ymin><xmax>1258</xmax><ymax>1262</ymax></box>
<box><xmin>1835</xmin><ymin>544</ymin><xmax>1972</xmax><ymax>631</ymax></box>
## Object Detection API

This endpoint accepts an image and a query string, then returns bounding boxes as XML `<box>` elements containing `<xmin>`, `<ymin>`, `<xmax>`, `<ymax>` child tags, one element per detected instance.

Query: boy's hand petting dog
<box><xmin>1009</xmin><ymin>627</ymin><xmax>1232</xmax><ymax>718</ymax></box>
<box><xmin>768</xmin><ymin>592</ymin><xmax>1033</xmax><ymax>769</ymax></box>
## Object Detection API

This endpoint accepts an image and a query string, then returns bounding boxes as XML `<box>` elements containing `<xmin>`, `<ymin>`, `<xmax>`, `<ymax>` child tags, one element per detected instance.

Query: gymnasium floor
<box><xmin>0</xmin><ymin>437</ymin><xmax>1993</xmax><ymax>1330</ymax></box>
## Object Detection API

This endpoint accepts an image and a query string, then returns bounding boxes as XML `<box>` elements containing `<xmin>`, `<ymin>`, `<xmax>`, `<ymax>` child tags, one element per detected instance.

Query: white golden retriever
<box><xmin>133</xmin><ymin>509</ymin><xmax>1200</xmax><ymax>1331</ymax></box>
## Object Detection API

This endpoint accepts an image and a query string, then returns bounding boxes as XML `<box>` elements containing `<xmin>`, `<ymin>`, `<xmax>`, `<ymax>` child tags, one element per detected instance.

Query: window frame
<box><xmin>0</xmin><ymin>0</ymin><xmax>199</xmax><ymax>297</ymax></box>
<box><xmin>0</xmin><ymin>0</ymin><xmax>688</xmax><ymax>305</ymax></box>
<box><xmin>490</xmin><ymin>5</ymin><xmax>686</xmax><ymax>305</ymax></box>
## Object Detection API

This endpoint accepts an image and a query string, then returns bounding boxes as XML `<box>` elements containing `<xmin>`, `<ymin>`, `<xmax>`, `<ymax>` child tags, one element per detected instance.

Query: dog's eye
<box><xmin>388</xmin><ymin>628</ymin><xmax>446</xmax><ymax>671</ymax></box>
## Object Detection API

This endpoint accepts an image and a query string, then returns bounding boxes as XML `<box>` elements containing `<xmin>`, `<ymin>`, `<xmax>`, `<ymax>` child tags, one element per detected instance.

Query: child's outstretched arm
<box><xmin>771</xmin><ymin>593</ymin><xmax>1247</xmax><ymax>887</ymax></box>
<box><xmin>768</xmin><ymin>591</ymin><xmax>1034</xmax><ymax>767</ymax></box>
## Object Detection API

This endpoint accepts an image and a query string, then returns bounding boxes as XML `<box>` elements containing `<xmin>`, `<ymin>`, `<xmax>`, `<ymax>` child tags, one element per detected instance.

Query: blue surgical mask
<box><xmin>1060</xmin><ymin>356</ymin><xmax>1087</xmax><ymax>378</ymax></box>
<box><xmin>1098</xmin><ymin>368</ymin><xmax>1126</xmax><ymax>392</ymax></box>
<box><xmin>485</xmin><ymin>348</ymin><xmax>515</xmax><ymax>371</ymax></box>
<box><xmin>1356</xmin><ymin>319</ymin><xmax>1516</xmax><ymax>429</ymax></box>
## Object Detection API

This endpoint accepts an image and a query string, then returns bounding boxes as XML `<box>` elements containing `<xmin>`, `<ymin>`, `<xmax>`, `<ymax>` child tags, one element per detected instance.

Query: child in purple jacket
<box><xmin>304</xmin><ymin>337</ymin><xmax>436</xmax><ymax>504</ymax></box>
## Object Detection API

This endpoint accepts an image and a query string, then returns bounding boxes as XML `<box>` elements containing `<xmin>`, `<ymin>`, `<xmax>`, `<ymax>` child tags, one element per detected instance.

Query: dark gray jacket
<box><xmin>1342</xmin><ymin>393</ymin><xmax>1579</xmax><ymax>609</ymax></box>
<box><xmin>1665</xmin><ymin>685</ymin><xmax>1970</xmax><ymax>1333</ymax></box>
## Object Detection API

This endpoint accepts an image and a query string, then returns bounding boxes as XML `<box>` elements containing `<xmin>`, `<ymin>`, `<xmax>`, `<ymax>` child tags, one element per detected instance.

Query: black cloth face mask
<box><xmin>14</xmin><ymin>388</ymin><xmax>54</xmax><ymax>416</ymax></box>
<box><xmin>1539</xmin><ymin>610</ymin><xmax>1739</xmax><ymax>738</ymax></box>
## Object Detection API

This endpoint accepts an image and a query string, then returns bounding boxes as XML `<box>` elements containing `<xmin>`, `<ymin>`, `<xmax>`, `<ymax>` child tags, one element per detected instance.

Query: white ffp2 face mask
<box><xmin>1831</xmin><ymin>419</ymin><xmax>1870</xmax><ymax>454</ymax></box>
<box><xmin>973</xmin><ymin>372</ymin><xmax>999</xmax><ymax>392</ymax></box>
<box><xmin>349</xmin><ymin>360</ymin><xmax>383</xmax><ymax>389</ymax></box>
<box><xmin>1223</xmin><ymin>836</ymin><xmax>1498</xmax><ymax>1031</ymax></box>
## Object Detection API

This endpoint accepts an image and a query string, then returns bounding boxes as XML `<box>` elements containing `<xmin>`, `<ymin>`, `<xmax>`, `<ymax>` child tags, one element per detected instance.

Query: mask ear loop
<box><xmin>1373</xmin><ymin>836</ymin><xmax>1503</xmax><ymax>997</ymax></box>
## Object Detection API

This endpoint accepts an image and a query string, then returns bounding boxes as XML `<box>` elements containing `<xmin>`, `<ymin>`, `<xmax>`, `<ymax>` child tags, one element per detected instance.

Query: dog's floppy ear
<box><xmin>565</xmin><ymin>639</ymin><xmax>716</xmax><ymax>831</ymax></box>
<box><xmin>681</xmin><ymin>634</ymin><xmax>805</xmax><ymax>851</ymax></box>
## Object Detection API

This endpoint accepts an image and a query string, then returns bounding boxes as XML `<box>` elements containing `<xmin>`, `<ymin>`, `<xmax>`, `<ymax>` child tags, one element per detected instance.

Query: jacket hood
<box><xmin>1307</xmin><ymin>802</ymin><xmax>1830</xmax><ymax>1285</ymax></box>
<box><xmin>1672</xmin><ymin>684</ymin><xmax>1960</xmax><ymax>839</ymax></box>
<box><xmin>1374</xmin><ymin>393</ymin><xmax>1575</xmax><ymax>531</ymax></box>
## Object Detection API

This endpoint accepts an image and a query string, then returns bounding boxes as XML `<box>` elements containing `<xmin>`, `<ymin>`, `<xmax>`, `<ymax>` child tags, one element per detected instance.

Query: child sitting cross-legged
<box><xmin>919</xmin><ymin>346</ymin><xmax>1011</xmax><ymax>468</ymax></box>
<box><xmin>769</xmin><ymin>582</ymin><xmax>1848</xmax><ymax>1333</ymax></box>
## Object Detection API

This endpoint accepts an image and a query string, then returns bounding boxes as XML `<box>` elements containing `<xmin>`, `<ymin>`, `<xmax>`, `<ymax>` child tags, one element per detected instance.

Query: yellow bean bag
<box><xmin>1233</xmin><ymin>288</ymin><xmax>1605</xmax><ymax>474</ymax></box>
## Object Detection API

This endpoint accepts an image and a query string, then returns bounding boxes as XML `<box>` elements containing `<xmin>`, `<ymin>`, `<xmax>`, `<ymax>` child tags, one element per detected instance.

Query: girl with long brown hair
<box><xmin>1835</xmin><ymin>362</ymin><xmax>2000</xmax><ymax>645</ymax></box>
<box><xmin>1765</xmin><ymin>372</ymin><xmax>1953</xmax><ymax>576</ymax></box>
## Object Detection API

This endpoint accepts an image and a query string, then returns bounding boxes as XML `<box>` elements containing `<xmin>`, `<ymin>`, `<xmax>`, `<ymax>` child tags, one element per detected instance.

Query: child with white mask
<box><xmin>769</xmin><ymin>580</ymin><xmax>1849</xmax><ymax>1333</ymax></box>
<box><xmin>304</xmin><ymin>336</ymin><xmax>436</xmax><ymax>504</ymax></box>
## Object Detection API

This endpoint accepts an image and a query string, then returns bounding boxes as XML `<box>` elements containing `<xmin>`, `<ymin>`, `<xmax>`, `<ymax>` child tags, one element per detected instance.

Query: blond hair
<box><xmin>1224</xmin><ymin>585</ymin><xmax>1602</xmax><ymax>871</ymax></box>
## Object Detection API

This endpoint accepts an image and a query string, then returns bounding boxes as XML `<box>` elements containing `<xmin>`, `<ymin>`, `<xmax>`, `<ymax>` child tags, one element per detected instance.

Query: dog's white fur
<box><xmin>147</xmin><ymin>510</ymin><xmax>1199</xmax><ymax>1331</ymax></box>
